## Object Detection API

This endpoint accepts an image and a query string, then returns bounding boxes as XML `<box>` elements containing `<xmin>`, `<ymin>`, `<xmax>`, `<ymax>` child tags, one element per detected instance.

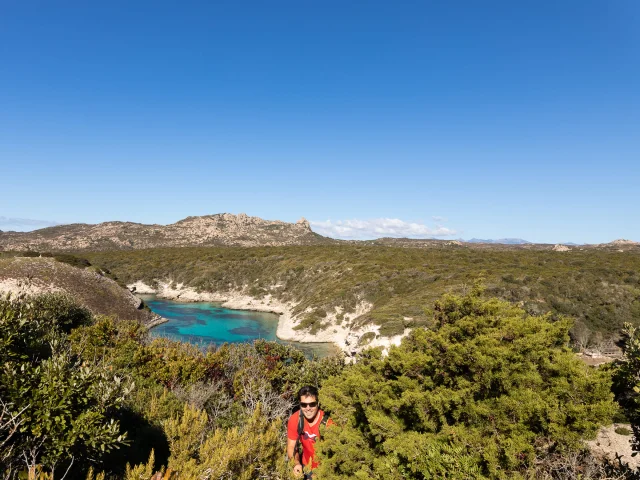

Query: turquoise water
<box><xmin>140</xmin><ymin>295</ymin><xmax>340</xmax><ymax>358</ymax></box>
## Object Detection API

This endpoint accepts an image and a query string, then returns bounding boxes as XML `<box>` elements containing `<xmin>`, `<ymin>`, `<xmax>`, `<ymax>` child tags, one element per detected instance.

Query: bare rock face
<box><xmin>552</xmin><ymin>244</ymin><xmax>571</xmax><ymax>252</ymax></box>
<box><xmin>594</xmin><ymin>239</ymin><xmax>640</xmax><ymax>252</ymax></box>
<box><xmin>0</xmin><ymin>213</ymin><xmax>331</xmax><ymax>252</ymax></box>
<box><xmin>609</xmin><ymin>239</ymin><xmax>639</xmax><ymax>246</ymax></box>
<box><xmin>296</xmin><ymin>217</ymin><xmax>311</xmax><ymax>229</ymax></box>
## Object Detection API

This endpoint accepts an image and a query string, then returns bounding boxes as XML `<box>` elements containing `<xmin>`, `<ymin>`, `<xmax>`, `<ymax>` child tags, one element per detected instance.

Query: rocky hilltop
<box><xmin>0</xmin><ymin>213</ymin><xmax>332</xmax><ymax>252</ymax></box>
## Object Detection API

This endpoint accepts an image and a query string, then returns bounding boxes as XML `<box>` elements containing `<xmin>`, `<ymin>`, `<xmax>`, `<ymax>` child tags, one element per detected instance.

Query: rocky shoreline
<box><xmin>128</xmin><ymin>280</ymin><xmax>410</xmax><ymax>356</ymax></box>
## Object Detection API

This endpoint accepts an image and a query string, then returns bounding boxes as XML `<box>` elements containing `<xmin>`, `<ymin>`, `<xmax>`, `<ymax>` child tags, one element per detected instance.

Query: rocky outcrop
<box><xmin>296</xmin><ymin>217</ymin><xmax>311</xmax><ymax>229</ymax></box>
<box><xmin>552</xmin><ymin>244</ymin><xmax>571</xmax><ymax>252</ymax></box>
<box><xmin>593</xmin><ymin>239</ymin><xmax>640</xmax><ymax>252</ymax></box>
<box><xmin>609</xmin><ymin>239</ymin><xmax>639</xmax><ymax>246</ymax></box>
<box><xmin>0</xmin><ymin>213</ymin><xmax>334</xmax><ymax>252</ymax></box>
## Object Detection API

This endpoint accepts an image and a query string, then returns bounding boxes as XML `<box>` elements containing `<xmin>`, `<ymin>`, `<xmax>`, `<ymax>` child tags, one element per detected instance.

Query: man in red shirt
<box><xmin>286</xmin><ymin>386</ymin><xmax>333</xmax><ymax>478</ymax></box>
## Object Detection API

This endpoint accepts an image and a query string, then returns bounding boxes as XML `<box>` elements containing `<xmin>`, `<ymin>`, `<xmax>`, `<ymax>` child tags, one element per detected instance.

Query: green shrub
<box><xmin>358</xmin><ymin>331</ymin><xmax>376</xmax><ymax>345</ymax></box>
<box><xmin>30</xmin><ymin>292</ymin><xmax>93</xmax><ymax>333</ymax></box>
<box><xmin>610</xmin><ymin>323</ymin><xmax>640</xmax><ymax>455</ymax></box>
<box><xmin>315</xmin><ymin>292</ymin><xmax>616</xmax><ymax>479</ymax></box>
<box><xmin>159</xmin><ymin>404</ymin><xmax>293</xmax><ymax>479</ymax></box>
<box><xmin>0</xmin><ymin>294</ymin><xmax>130</xmax><ymax>477</ymax></box>
<box><xmin>53</xmin><ymin>253</ymin><xmax>92</xmax><ymax>268</ymax></box>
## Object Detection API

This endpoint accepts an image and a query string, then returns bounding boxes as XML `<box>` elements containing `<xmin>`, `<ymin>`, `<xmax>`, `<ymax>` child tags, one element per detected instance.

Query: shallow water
<box><xmin>140</xmin><ymin>295</ymin><xmax>340</xmax><ymax>359</ymax></box>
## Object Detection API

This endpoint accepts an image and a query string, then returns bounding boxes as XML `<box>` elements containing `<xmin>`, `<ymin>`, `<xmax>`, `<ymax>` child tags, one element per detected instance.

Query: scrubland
<box><xmin>82</xmin><ymin>245</ymin><xmax>640</xmax><ymax>345</ymax></box>
<box><xmin>2</xmin><ymin>245</ymin><xmax>640</xmax><ymax>478</ymax></box>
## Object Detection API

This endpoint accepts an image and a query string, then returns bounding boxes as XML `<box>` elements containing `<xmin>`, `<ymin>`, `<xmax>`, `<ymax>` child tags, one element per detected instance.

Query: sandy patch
<box><xmin>0</xmin><ymin>278</ymin><xmax>63</xmax><ymax>298</ymax></box>
<box><xmin>586</xmin><ymin>423</ymin><xmax>638</xmax><ymax>470</ymax></box>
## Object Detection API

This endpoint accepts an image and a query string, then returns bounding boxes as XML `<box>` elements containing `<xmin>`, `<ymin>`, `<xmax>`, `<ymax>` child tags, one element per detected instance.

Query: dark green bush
<box><xmin>315</xmin><ymin>292</ymin><xmax>616</xmax><ymax>479</ymax></box>
<box><xmin>0</xmin><ymin>294</ymin><xmax>129</xmax><ymax>477</ymax></box>
<box><xmin>53</xmin><ymin>253</ymin><xmax>92</xmax><ymax>268</ymax></box>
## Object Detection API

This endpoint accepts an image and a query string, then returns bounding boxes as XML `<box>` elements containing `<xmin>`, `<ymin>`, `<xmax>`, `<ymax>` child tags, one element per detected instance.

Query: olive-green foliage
<box><xmin>124</xmin><ymin>450</ymin><xmax>160</xmax><ymax>479</ymax></box>
<box><xmin>160</xmin><ymin>404</ymin><xmax>293</xmax><ymax>479</ymax></box>
<box><xmin>314</xmin><ymin>292</ymin><xmax>616</xmax><ymax>479</ymax></box>
<box><xmin>7</xmin><ymin>250</ymin><xmax>93</xmax><ymax>269</ymax></box>
<box><xmin>67</xmin><ymin>314</ymin><xmax>346</xmax><ymax>476</ymax></box>
<box><xmin>610</xmin><ymin>323</ymin><xmax>640</xmax><ymax>457</ymax></box>
<box><xmin>358</xmin><ymin>331</ymin><xmax>377</xmax><ymax>345</ymax></box>
<box><xmin>29</xmin><ymin>292</ymin><xmax>93</xmax><ymax>333</ymax></box>
<box><xmin>1</xmin><ymin>290</ymin><xmax>622</xmax><ymax>479</ymax></box>
<box><xmin>0</xmin><ymin>294</ymin><xmax>130</xmax><ymax>477</ymax></box>
<box><xmin>0</xmin><ymin>293</ymin><xmax>343</xmax><ymax>478</ymax></box>
<box><xmin>84</xmin><ymin>246</ymin><xmax>640</xmax><ymax>342</ymax></box>
<box><xmin>51</xmin><ymin>253</ymin><xmax>92</xmax><ymax>269</ymax></box>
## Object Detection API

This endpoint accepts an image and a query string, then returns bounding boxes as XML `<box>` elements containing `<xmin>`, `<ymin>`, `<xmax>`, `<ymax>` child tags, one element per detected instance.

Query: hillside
<box><xmin>0</xmin><ymin>256</ymin><xmax>159</xmax><ymax>325</ymax></box>
<box><xmin>0</xmin><ymin>213</ymin><xmax>332</xmax><ymax>251</ymax></box>
<box><xmin>83</xmin><ymin>245</ymin><xmax>640</xmax><ymax>352</ymax></box>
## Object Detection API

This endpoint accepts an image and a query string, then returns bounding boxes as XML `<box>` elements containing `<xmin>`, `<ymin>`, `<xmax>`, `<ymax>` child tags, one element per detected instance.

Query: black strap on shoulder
<box><xmin>320</xmin><ymin>411</ymin><xmax>330</xmax><ymax>427</ymax></box>
<box><xmin>294</xmin><ymin>411</ymin><xmax>304</xmax><ymax>464</ymax></box>
<box><xmin>298</xmin><ymin>409</ymin><xmax>305</xmax><ymax>436</ymax></box>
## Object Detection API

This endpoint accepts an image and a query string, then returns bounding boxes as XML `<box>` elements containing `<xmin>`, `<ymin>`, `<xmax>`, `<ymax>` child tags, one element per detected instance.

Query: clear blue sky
<box><xmin>1</xmin><ymin>1</ymin><xmax>638</xmax><ymax>243</ymax></box>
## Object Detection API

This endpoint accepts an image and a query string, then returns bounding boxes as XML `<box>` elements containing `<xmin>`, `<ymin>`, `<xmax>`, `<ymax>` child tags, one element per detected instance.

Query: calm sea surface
<box><xmin>140</xmin><ymin>295</ymin><xmax>340</xmax><ymax>359</ymax></box>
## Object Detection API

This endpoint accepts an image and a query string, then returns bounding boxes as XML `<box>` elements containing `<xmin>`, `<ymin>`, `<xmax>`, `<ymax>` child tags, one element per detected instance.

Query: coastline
<box><xmin>128</xmin><ymin>280</ymin><xmax>411</xmax><ymax>356</ymax></box>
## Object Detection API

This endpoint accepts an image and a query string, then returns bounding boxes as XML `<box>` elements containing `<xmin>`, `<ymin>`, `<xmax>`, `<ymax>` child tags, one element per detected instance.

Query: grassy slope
<box><xmin>84</xmin><ymin>245</ymin><xmax>640</xmax><ymax>341</ymax></box>
<box><xmin>0</xmin><ymin>256</ymin><xmax>158</xmax><ymax>325</ymax></box>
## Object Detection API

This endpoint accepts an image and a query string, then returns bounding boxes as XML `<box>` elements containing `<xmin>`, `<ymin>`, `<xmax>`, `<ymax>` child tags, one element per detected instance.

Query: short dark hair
<box><xmin>297</xmin><ymin>385</ymin><xmax>318</xmax><ymax>401</ymax></box>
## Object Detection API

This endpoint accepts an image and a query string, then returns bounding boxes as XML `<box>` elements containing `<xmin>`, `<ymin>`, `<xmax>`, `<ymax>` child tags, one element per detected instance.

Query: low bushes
<box><xmin>315</xmin><ymin>290</ymin><xmax>617</xmax><ymax>479</ymax></box>
<box><xmin>0</xmin><ymin>290</ymin><xmax>630</xmax><ymax>479</ymax></box>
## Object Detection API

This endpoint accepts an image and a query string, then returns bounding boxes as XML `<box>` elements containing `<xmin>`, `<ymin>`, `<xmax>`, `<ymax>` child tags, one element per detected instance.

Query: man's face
<box><xmin>300</xmin><ymin>394</ymin><xmax>319</xmax><ymax>421</ymax></box>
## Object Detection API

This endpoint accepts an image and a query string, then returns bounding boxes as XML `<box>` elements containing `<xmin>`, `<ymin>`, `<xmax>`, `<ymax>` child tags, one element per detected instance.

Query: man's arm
<box><xmin>287</xmin><ymin>438</ymin><xmax>303</xmax><ymax>477</ymax></box>
<box><xmin>286</xmin><ymin>437</ymin><xmax>298</xmax><ymax>460</ymax></box>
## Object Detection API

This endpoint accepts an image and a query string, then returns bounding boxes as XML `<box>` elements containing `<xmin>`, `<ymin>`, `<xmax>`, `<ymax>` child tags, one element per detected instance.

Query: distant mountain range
<box><xmin>465</xmin><ymin>238</ymin><xmax>532</xmax><ymax>245</ymax></box>
<box><xmin>464</xmin><ymin>239</ymin><xmax>588</xmax><ymax>246</ymax></box>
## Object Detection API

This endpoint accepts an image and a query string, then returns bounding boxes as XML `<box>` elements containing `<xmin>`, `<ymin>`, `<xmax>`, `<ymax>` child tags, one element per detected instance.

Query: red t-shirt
<box><xmin>287</xmin><ymin>410</ymin><xmax>333</xmax><ymax>469</ymax></box>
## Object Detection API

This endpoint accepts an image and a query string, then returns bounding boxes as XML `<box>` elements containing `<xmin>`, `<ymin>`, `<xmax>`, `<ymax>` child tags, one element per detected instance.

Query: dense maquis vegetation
<box><xmin>610</xmin><ymin>323</ymin><xmax>640</xmax><ymax>459</ymax></box>
<box><xmin>0</xmin><ymin>294</ymin><xmax>129</xmax><ymax>477</ymax></box>
<box><xmin>82</xmin><ymin>245</ymin><xmax>640</xmax><ymax>343</ymax></box>
<box><xmin>315</xmin><ymin>290</ymin><xmax>616</xmax><ymax>479</ymax></box>
<box><xmin>0</xmin><ymin>291</ymin><xmax>632</xmax><ymax>479</ymax></box>
<box><xmin>0</xmin><ymin>292</ymin><xmax>343</xmax><ymax>479</ymax></box>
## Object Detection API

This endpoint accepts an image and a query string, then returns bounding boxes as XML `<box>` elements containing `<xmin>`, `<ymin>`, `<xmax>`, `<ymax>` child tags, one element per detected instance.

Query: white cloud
<box><xmin>310</xmin><ymin>218</ymin><xmax>457</xmax><ymax>240</ymax></box>
<box><xmin>0</xmin><ymin>216</ymin><xmax>59</xmax><ymax>232</ymax></box>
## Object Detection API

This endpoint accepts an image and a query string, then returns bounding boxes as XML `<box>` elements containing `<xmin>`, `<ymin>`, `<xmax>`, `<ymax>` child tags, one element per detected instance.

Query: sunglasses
<box><xmin>300</xmin><ymin>401</ymin><xmax>318</xmax><ymax>408</ymax></box>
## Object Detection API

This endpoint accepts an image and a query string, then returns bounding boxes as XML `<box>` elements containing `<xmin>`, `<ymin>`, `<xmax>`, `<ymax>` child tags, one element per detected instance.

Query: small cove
<box><xmin>139</xmin><ymin>295</ymin><xmax>340</xmax><ymax>358</ymax></box>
